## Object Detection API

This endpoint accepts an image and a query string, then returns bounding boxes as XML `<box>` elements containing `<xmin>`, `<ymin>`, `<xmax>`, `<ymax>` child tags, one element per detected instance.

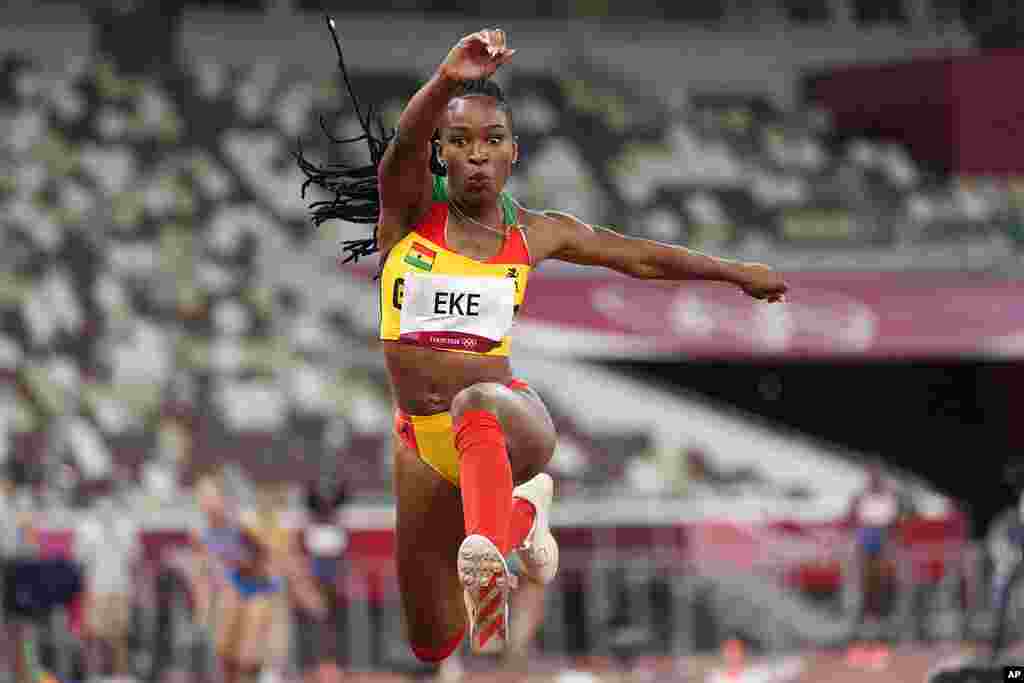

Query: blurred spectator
<box><xmin>0</xmin><ymin>482</ymin><xmax>21</xmax><ymax>682</ymax></box>
<box><xmin>843</xmin><ymin>463</ymin><xmax>901</xmax><ymax>667</ymax></box>
<box><xmin>188</xmin><ymin>475</ymin><xmax>231</xmax><ymax>629</ymax></box>
<box><xmin>242</xmin><ymin>483</ymin><xmax>299</xmax><ymax>683</ymax></box>
<box><xmin>293</xmin><ymin>479</ymin><xmax>350</xmax><ymax>683</ymax></box>
<box><xmin>846</xmin><ymin>464</ymin><xmax>901</xmax><ymax>563</ymax></box>
<box><xmin>189</xmin><ymin>475</ymin><xmax>285</xmax><ymax>683</ymax></box>
<box><xmin>506</xmin><ymin>554</ymin><xmax>548</xmax><ymax>662</ymax></box>
<box><xmin>2</xmin><ymin>500</ymin><xmax>83</xmax><ymax>683</ymax></box>
<box><xmin>988</xmin><ymin>486</ymin><xmax>1024</xmax><ymax>660</ymax></box>
<box><xmin>76</xmin><ymin>495</ymin><xmax>139</xmax><ymax>678</ymax></box>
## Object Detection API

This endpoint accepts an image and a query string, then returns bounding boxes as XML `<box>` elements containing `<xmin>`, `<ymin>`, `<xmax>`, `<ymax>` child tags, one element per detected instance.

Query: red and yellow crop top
<box><xmin>378</xmin><ymin>202</ymin><xmax>531</xmax><ymax>357</ymax></box>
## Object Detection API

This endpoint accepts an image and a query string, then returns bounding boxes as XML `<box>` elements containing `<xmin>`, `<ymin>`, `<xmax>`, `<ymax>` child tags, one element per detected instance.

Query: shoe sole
<box><xmin>458</xmin><ymin>534</ymin><xmax>514</xmax><ymax>654</ymax></box>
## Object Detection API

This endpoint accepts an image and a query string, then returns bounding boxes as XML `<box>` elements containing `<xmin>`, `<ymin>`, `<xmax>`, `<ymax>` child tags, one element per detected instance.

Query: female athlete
<box><xmin>189</xmin><ymin>476</ymin><xmax>293</xmax><ymax>683</ymax></box>
<box><xmin>298</xmin><ymin>23</ymin><xmax>787</xmax><ymax>661</ymax></box>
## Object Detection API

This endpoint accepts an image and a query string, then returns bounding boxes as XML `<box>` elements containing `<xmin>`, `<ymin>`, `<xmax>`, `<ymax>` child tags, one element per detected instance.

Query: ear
<box><xmin>511</xmin><ymin>137</ymin><xmax>519</xmax><ymax>166</ymax></box>
<box><xmin>430</xmin><ymin>138</ymin><xmax>448</xmax><ymax>176</ymax></box>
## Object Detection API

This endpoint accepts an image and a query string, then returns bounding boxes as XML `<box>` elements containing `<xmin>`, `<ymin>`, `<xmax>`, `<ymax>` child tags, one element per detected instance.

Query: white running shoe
<box><xmin>458</xmin><ymin>534</ymin><xmax>515</xmax><ymax>654</ymax></box>
<box><xmin>512</xmin><ymin>473</ymin><xmax>559</xmax><ymax>585</ymax></box>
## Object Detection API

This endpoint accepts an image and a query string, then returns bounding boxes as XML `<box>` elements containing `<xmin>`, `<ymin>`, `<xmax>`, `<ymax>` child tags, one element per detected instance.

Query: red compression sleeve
<box><xmin>454</xmin><ymin>409</ymin><xmax>513</xmax><ymax>555</ymax></box>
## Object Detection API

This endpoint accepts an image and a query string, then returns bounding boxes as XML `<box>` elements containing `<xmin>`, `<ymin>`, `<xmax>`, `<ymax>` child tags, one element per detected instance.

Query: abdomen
<box><xmin>383</xmin><ymin>341</ymin><xmax>514</xmax><ymax>415</ymax></box>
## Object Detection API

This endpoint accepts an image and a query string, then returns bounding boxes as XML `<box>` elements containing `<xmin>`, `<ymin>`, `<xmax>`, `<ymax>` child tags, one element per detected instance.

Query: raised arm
<box><xmin>377</xmin><ymin>29</ymin><xmax>514</xmax><ymax>245</ymax></box>
<box><xmin>534</xmin><ymin>210</ymin><xmax>787</xmax><ymax>301</ymax></box>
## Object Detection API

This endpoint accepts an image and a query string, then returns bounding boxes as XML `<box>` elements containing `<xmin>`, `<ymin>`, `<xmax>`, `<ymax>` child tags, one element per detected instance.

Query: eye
<box><xmin>488</xmin><ymin>136</ymin><xmax>504</xmax><ymax>144</ymax></box>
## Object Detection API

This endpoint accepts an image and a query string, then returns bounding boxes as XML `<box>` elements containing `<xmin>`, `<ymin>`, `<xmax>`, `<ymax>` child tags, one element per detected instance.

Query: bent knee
<box><xmin>450</xmin><ymin>382</ymin><xmax>509</xmax><ymax>418</ymax></box>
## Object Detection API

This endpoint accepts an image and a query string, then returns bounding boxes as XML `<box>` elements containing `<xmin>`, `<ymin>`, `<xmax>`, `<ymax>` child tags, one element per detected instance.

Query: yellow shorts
<box><xmin>394</xmin><ymin>378</ymin><xmax>529</xmax><ymax>487</ymax></box>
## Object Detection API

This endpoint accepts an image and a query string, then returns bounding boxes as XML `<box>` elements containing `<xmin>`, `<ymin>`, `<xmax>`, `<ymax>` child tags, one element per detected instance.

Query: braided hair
<box><xmin>297</xmin><ymin>17</ymin><xmax>518</xmax><ymax>267</ymax></box>
<box><xmin>295</xmin><ymin>16</ymin><xmax>392</xmax><ymax>265</ymax></box>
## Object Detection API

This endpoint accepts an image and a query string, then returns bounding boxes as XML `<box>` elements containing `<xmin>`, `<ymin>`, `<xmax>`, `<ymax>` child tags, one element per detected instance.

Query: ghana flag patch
<box><xmin>404</xmin><ymin>242</ymin><xmax>436</xmax><ymax>271</ymax></box>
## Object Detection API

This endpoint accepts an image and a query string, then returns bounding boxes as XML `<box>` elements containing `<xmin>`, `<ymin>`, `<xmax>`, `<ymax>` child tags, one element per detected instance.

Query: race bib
<box><xmin>399</xmin><ymin>272</ymin><xmax>516</xmax><ymax>353</ymax></box>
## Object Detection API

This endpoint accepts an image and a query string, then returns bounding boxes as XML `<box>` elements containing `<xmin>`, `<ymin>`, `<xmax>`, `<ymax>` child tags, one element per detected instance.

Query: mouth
<box><xmin>466</xmin><ymin>173</ymin><xmax>490</xmax><ymax>186</ymax></box>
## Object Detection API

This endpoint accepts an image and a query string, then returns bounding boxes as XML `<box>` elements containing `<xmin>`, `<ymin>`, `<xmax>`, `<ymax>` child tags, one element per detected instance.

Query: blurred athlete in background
<box><xmin>190</xmin><ymin>476</ymin><xmax>284</xmax><ymax>683</ymax></box>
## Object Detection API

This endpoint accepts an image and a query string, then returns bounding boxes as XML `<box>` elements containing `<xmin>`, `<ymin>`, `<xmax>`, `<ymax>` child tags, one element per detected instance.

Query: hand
<box><xmin>440</xmin><ymin>29</ymin><xmax>515</xmax><ymax>82</ymax></box>
<box><xmin>738</xmin><ymin>262</ymin><xmax>787</xmax><ymax>302</ymax></box>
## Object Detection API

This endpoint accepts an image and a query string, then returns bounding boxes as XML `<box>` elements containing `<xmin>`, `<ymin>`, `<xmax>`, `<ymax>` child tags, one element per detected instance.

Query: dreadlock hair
<box><xmin>295</xmin><ymin>16</ymin><xmax>393</xmax><ymax>265</ymax></box>
<box><xmin>297</xmin><ymin>18</ymin><xmax>517</xmax><ymax>267</ymax></box>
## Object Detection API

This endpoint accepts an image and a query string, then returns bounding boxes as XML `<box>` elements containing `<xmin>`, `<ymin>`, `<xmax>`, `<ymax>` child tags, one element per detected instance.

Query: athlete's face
<box><xmin>200</xmin><ymin>489</ymin><xmax>227</xmax><ymax>525</ymax></box>
<box><xmin>437</xmin><ymin>95</ymin><xmax>518</xmax><ymax>207</ymax></box>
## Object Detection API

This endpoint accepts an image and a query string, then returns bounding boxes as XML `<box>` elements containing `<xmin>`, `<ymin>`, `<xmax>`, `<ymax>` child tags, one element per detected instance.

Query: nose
<box><xmin>468</xmin><ymin>141</ymin><xmax>488</xmax><ymax>164</ymax></box>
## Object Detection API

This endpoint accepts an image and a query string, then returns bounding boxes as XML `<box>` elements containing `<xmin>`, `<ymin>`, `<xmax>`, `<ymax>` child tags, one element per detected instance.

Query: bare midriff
<box><xmin>383</xmin><ymin>340</ymin><xmax>515</xmax><ymax>416</ymax></box>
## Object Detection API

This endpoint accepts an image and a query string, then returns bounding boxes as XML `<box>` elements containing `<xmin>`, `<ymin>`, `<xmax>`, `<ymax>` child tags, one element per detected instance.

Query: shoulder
<box><xmin>520</xmin><ymin>207</ymin><xmax>586</xmax><ymax>229</ymax></box>
<box><xmin>379</xmin><ymin>201</ymin><xmax>447</xmax><ymax>254</ymax></box>
<box><xmin>519</xmin><ymin>207</ymin><xmax>592</xmax><ymax>262</ymax></box>
<box><xmin>379</xmin><ymin>176</ymin><xmax>448</xmax><ymax>250</ymax></box>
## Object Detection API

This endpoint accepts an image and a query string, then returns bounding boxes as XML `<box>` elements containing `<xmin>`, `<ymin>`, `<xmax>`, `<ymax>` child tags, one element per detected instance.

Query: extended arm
<box><xmin>541</xmin><ymin>211</ymin><xmax>787</xmax><ymax>301</ymax></box>
<box><xmin>376</xmin><ymin>73</ymin><xmax>460</xmax><ymax>215</ymax></box>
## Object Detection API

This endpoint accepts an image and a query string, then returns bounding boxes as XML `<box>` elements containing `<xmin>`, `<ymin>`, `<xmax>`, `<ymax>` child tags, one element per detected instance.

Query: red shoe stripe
<box><xmin>477</xmin><ymin>607</ymin><xmax>505</xmax><ymax>647</ymax></box>
<box><xmin>478</xmin><ymin>588</ymin><xmax>504</xmax><ymax>622</ymax></box>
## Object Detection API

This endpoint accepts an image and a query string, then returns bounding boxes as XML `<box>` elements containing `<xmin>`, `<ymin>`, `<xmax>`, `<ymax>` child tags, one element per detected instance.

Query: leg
<box><xmin>507</xmin><ymin>577</ymin><xmax>546</xmax><ymax>659</ymax></box>
<box><xmin>92</xmin><ymin>594</ymin><xmax>124</xmax><ymax>677</ymax></box>
<box><xmin>450</xmin><ymin>382</ymin><xmax>556</xmax><ymax>485</ymax></box>
<box><xmin>236</xmin><ymin>593</ymin><xmax>277</xmax><ymax>678</ymax></box>
<box><xmin>110</xmin><ymin>594</ymin><xmax>132</xmax><ymax>676</ymax></box>
<box><xmin>993</xmin><ymin>560</ymin><xmax>1024</xmax><ymax>658</ymax></box>
<box><xmin>215</xmin><ymin>584</ymin><xmax>244</xmax><ymax>683</ymax></box>
<box><xmin>189</xmin><ymin>555</ymin><xmax>213</xmax><ymax>629</ymax></box>
<box><xmin>300</xmin><ymin>611</ymin><xmax>342</xmax><ymax>683</ymax></box>
<box><xmin>267</xmin><ymin>592</ymin><xmax>293</xmax><ymax>674</ymax></box>
<box><xmin>83</xmin><ymin>597</ymin><xmax>105</xmax><ymax>677</ymax></box>
<box><xmin>449</xmin><ymin>382</ymin><xmax>559</xmax><ymax>652</ymax></box>
<box><xmin>449</xmin><ymin>382</ymin><xmax>555</xmax><ymax>556</ymax></box>
<box><xmin>293</xmin><ymin>600</ymin><xmax>319</xmax><ymax>683</ymax></box>
<box><xmin>319</xmin><ymin>589</ymin><xmax>344</xmax><ymax>680</ymax></box>
<box><xmin>10</xmin><ymin>621</ymin><xmax>30</xmax><ymax>683</ymax></box>
<box><xmin>393</xmin><ymin>436</ymin><xmax>468</xmax><ymax>662</ymax></box>
<box><xmin>295</xmin><ymin>582</ymin><xmax>341</xmax><ymax>681</ymax></box>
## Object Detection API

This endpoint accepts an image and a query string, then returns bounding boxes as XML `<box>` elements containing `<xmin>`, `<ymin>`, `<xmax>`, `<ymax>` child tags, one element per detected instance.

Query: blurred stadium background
<box><xmin>2</xmin><ymin>0</ymin><xmax>1024</xmax><ymax>681</ymax></box>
